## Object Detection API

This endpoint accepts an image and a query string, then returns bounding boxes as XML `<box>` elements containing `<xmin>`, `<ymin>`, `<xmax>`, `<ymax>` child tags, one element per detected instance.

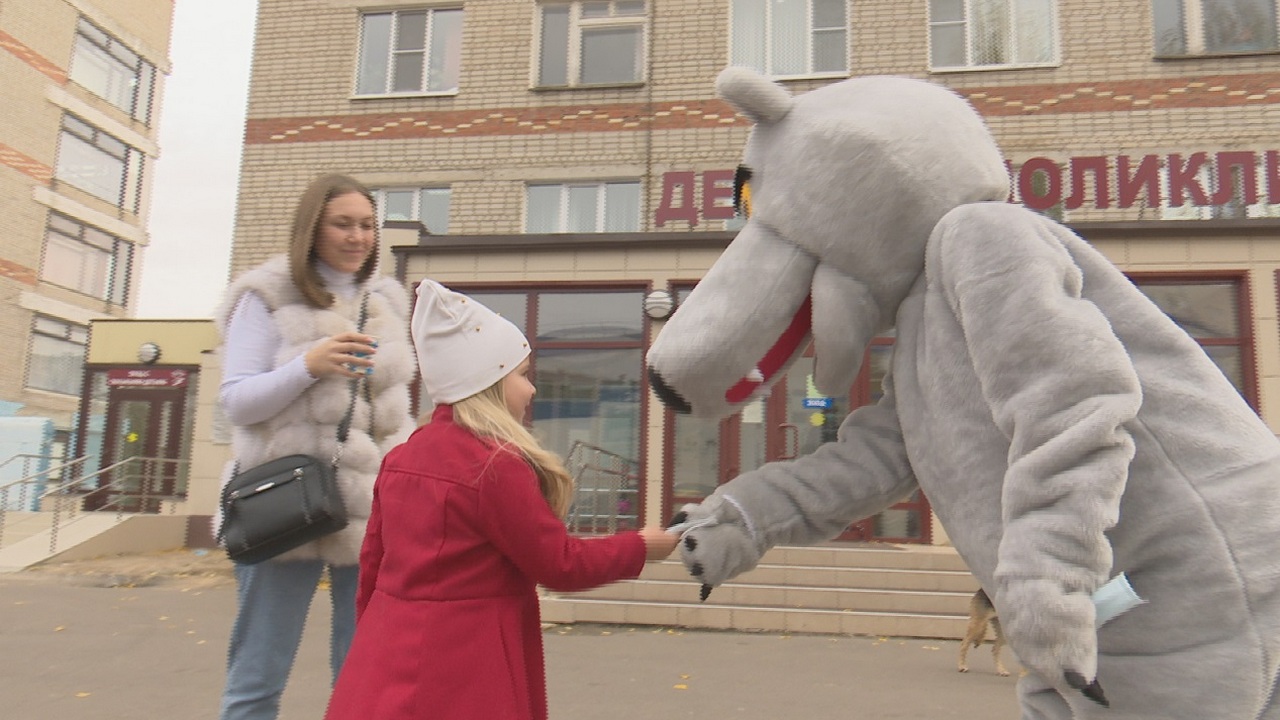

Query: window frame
<box><xmin>728</xmin><ymin>0</ymin><xmax>850</xmax><ymax>80</ymax></box>
<box><xmin>524</xmin><ymin>180</ymin><xmax>642</xmax><ymax>233</ymax></box>
<box><xmin>414</xmin><ymin>281</ymin><xmax>653</xmax><ymax>532</ymax></box>
<box><xmin>41</xmin><ymin>212</ymin><xmax>133</xmax><ymax>306</ymax></box>
<box><xmin>1153</xmin><ymin>0</ymin><xmax>1280</xmax><ymax>58</ymax></box>
<box><xmin>55</xmin><ymin>114</ymin><xmax>145</xmax><ymax>212</ymax></box>
<box><xmin>1128</xmin><ymin>271</ymin><xmax>1257</xmax><ymax>410</ymax></box>
<box><xmin>68</xmin><ymin>17</ymin><xmax>156</xmax><ymax>124</ymax></box>
<box><xmin>371</xmin><ymin>186</ymin><xmax>452</xmax><ymax>234</ymax></box>
<box><xmin>927</xmin><ymin>0</ymin><xmax>1061</xmax><ymax>73</ymax></box>
<box><xmin>534</xmin><ymin>0</ymin><xmax>649</xmax><ymax>89</ymax></box>
<box><xmin>26</xmin><ymin>315</ymin><xmax>89</xmax><ymax>396</ymax></box>
<box><xmin>353</xmin><ymin>7</ymin><xmax>463</xmax><ymax>98</ymax></box>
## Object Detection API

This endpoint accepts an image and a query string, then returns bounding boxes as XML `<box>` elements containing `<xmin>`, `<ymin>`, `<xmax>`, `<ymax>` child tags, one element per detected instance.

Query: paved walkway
<box><xmin>0</xmin><ymin>551</ymin><xmax>1022</xmax><ymax>719</ymax></box>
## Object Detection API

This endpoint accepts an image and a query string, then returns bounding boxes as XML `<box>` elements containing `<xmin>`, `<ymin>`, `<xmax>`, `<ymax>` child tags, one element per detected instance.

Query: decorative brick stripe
<box><xmin>966</xmin><ymin>72</ymin><xmax>1280</xmax><ymax>115</ymax></box>
<box><xmin>0</xmin><ymin>257</ymin><xmax>38</xmax><ymax>286</ymax></box>
<box><xmin>244</xmin><ymin>99</ymin><xmax>746</xmax><ymax>144</ymax></box>
<box><xmin>0</xmin><ymin>29</ymin><xmax>67</xmax><ymax>84</ymax></box>
<box><xmin>245</xmin><ymin>72</ymin><xmax>1280</xmax><ymax>146</ymax></box>
<box><xmin>0</xmin><ymin>141</ymin><xmax>53</xmax><ymax>184</ymax></box>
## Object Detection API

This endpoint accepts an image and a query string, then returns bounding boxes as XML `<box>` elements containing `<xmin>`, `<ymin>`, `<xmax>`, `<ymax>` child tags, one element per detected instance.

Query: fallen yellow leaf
<box><xmin>75</xmin><ymin>692</ymin><xmax>91</xmax><ymax>698</ymax></box>
<box><xmin>673</xmin><ymin>684</ymin><xmax>688</xmax><ymax>690</ymax></box>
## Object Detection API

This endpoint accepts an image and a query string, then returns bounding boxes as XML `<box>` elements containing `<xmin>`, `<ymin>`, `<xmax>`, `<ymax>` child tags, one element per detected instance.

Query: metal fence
<box><xmin>0</xmin><ymin>455</ymin><xmax>186</xmax><ymax>553</ymax></box>
<box><xmin>563</xmin><ymin>442</ymin><xmax>640</xmax><ymax>535</ymax></box>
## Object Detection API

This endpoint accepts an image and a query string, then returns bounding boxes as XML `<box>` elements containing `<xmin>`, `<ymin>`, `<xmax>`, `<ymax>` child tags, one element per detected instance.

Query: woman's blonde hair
<box><xmin>289</xmin><ymin>173</ymin><xmax>379</xmax><ymax>308</ymax></box>
<box><xmin>452</xmin><ymin>382</ymin><xmax>574</xmax><ymax>518</ymax></box>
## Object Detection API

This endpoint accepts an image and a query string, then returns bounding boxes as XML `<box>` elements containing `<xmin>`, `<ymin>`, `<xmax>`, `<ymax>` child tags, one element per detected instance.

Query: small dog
<box><xmin>957</xmin><ymin>588</ymin><xmax>1010</xmax><ymax>676</ymax></box>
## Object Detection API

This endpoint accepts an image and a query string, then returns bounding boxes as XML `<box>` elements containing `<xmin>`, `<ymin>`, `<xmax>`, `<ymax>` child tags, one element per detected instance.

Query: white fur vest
<box><xmin>214</xmin><ymin>256</ymin><xmax>415</xmax><ymax>565</ymax></box>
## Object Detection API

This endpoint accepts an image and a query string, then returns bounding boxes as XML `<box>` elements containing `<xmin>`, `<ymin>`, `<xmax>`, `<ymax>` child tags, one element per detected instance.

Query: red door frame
<box><xmin>85</xmin><ymin>372</ymin><xmax>189</xmax><ymax>512</ymax></box>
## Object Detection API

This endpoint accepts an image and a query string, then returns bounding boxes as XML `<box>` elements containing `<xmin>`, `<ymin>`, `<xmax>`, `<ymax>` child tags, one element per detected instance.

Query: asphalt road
<box><xmin>0</xmin><ymin>564</ymin><xmax>1021</xmax><ymax>719</ymax></box>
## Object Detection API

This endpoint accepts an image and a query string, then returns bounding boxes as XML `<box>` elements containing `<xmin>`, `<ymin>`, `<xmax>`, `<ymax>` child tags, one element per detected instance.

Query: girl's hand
<box><xmin>639</xmin><ymin>526</ymin><xmax>680</xmax><ymax>561</ymax></box>
<box><xmin>304</xmin><ymin>332</ymin><xmax>378</xmax><ymax>379</ymax></box>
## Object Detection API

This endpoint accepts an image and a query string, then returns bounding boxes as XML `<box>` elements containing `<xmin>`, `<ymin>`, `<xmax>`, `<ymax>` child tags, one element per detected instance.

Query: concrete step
<box><xmin>539</xmin><ymin>595</ymin><xmax>969</xmax><ymax>639</ymax></box>
<box><xmin>540</xmin><ymin>544</ymin><xmax>980</xmax><ymax>640</ymax></box>
<box><xmin>569</xmin><ymin>578</ymin><xmax>973</xmax><ymax>616</ymax></box>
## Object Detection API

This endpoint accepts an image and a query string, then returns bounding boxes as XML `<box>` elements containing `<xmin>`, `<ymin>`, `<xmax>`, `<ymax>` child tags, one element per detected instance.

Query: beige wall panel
<box><xmin>1127</xmin><ymin>239</ymin><xmax>1192</xmax><ymax>267</ymax></box>
<box><xmin>1189</xmin><ymin>239</ymin><xmax>1254</xmax><ymax>264</ymax></box>
<box><xmin>523</xmin><ymin>251</ymin><xmax>578</xmax><ymax>274</ymax></box>
<box><xmin>86</xmin><ymin>320</ymin><xmax>218</xmax><ymax>365</ymax></box>
<box><xmin>1088</xmin><ymin>239</ymin><xmax>1127</xmax><ymax>267</ymax></box>
<box><xmin>1252</xmin><ymin>241</ymin><xmax>1280</xmax><ymax>263</ymax></box>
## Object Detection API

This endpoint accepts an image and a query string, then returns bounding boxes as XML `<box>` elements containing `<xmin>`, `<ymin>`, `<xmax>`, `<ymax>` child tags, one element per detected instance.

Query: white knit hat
<box><xmin>411</xmin><ymin>279</ymin><xmax>531</xmax><ymax>405</ymax></box>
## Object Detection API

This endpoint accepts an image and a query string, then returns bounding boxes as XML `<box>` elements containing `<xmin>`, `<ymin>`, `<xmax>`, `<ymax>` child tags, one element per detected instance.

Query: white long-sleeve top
<box><xmin>220</xmin><ymin>262</ymin><xmax>359</xmax><ymax>426</ymax></box>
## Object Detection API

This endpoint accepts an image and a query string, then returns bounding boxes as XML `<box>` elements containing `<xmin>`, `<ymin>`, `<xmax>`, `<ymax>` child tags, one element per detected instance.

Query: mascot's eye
<box><xmin>733</xmin><ymin>165</ymin><xmax>753</xmax><ymax>218</ymax></box>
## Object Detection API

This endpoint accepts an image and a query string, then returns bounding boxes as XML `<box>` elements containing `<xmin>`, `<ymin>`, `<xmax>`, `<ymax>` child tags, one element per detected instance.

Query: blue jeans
<box><xmin>218</xmin><ymin>560</ymin><xmax>358</xmax><ymax>720</ymax></box>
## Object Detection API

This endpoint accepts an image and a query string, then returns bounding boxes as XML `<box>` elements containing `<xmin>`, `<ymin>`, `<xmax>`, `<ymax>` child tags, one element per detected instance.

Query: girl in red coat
<box><xmin>324</xmin><ymin>280</ymin><xmax>679</xmax><ymax>720</ymax></box>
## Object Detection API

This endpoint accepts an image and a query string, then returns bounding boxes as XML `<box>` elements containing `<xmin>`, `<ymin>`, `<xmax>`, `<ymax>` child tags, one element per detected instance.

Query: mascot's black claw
<box><xmin>1064</xmin><ymin>671</ymin><xmax>1109</xmax><ymax>708</ymax></box>
<box><xmin>700</xmin><ymin>584</ymin><xmax>713</xmax><ymax>602</ymax></box>
<box><xmin>685</xmin><ymin>536</ymin><xmax>697</xmax><ymax>551</ymax></box>
<box><xmin>690</xmin><ymin>562</ymin><xmax>703</xmax><ymax>576</ymax></box>
<box><xmin>668</xmin><ymin>511</ymin><xmax>688</xmax><ymax>528</ymax></box>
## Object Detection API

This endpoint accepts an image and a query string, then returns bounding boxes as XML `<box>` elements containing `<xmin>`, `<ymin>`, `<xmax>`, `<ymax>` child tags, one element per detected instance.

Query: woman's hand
<box><xmin>303</xmin><ymin>332</ymin><xmax>378</xmax><ymax>379</ymax></box>
<box><xmin>639</xmin><ymin>526</ymin><xmax>680</xmax><ymax>562</ymax></box>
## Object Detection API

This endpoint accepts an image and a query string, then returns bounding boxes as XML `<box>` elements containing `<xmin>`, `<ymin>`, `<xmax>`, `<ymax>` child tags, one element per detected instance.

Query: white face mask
<box><xmin>1093</xmin><ymin>573</ymin><xmax>1145</xmax><ymax>627</ymax></box>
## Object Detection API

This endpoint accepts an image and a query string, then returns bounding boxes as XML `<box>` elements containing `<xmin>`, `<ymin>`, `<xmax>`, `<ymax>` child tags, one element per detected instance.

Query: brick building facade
<box><xmin>225</xmin><ymin>0</ymin><xmax>1280</xmax><ymax>542</ymax></box>
<box><xmin>0</xmin><ymin>0</ymin><xmax>173</xmax><ymax>461</ymax></box>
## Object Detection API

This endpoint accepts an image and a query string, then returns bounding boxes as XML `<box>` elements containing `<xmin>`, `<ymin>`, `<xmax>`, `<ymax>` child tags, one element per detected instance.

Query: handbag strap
<box><xmin>333</xmin><ymin>291</ymin><xmax>371</xmax><ymax>464</ymax></box>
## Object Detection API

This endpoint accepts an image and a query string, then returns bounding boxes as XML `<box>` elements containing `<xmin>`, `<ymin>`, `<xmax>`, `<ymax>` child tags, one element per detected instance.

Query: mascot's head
<box><xmin>647</xmin><ymin>67</ymin><xmax>1009</xmax><ymax>418</ymax></box>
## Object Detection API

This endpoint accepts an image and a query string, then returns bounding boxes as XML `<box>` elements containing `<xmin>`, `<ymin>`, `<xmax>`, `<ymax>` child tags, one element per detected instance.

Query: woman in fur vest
<box><xmin>214</xmin><ymin>174</ymin><xmax>415</xmax><ymax>720</ymax></box>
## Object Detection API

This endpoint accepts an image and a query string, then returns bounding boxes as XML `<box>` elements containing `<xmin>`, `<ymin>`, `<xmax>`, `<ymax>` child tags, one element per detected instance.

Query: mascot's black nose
<box><xmin>648</xmin><ymin>368</ymin><xmax>691</xmax><ymax>414</ymax></box>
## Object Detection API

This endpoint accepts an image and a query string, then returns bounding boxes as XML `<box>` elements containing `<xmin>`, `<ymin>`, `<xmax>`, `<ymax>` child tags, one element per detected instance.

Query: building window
<box><xmin>356</xmin><ymin>7</ymin><xmax>463</xmax><ymax>96</ymax></box>
<box><xmin>69</xmin><ymin>18</ymin><xmax>156</xmax><ymax>124</ymax></box>
<box><xmin>453</xmin><ymin>286</ymin><xmax>648</xmax><ymax>532</ymax></box>
<box><xmin>525</xmin><ymin>181</ymin><xmax>641</xmax><ymax>232</ymax></box>
<box><xmin>929</xmin><ymin>0</ymin><xmax>1058</xmax><ymax>70</ymax></box>
<box><xmin>27</xmin><ymin>316</ymin><xmax>88</xmax><ymax>396</ymax></box>
<box><xmin>56</xmin><ymin>114</ymin><xmax>144</xmax><ymax>212</ymax></box>
<box><xmin>1154</xmin><ymin>0</ymin><xmax>1278</xmax><ymax>56</ymax></box>
<box><xmin>537</xmin><ymin>1</ymin><xmax>647</xmax><ymax>87</ymax></box>
<box><xmin>730</xmin><ymin>0</ymin><xmax>848</xmax><ymax>78</ymax></box>
<box><xmin>373</xmin><ymin>187</ymin><xmax>452</xmax><ymax>233</ymax></box>
<box><xmin>42</xmin><ymin>212</ymin><xmax>132</xmax><ymax>306</ymax></box>
<box><xmin>1131</xmin><ymin>275</ymin><xmax>1255</xmax><ymax>406</ymax></box>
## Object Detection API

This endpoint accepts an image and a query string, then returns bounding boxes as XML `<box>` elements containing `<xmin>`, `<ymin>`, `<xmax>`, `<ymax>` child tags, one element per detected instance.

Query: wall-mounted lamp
<box><xmin>644</xmin><ymin>289</ymin><xmax>675</xmax><ymax>321</ymax></box>
<box><xmin>138</xmin><ymin>342</ymin><xmax>162</xmax><ymax>365</ymax></box>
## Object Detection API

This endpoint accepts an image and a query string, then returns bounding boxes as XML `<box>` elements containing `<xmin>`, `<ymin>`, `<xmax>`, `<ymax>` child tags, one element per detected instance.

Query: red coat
<box><xmin>324</xmin><ymin>405</ymin><xmax>646</xmax><ymax>720</ymax></box>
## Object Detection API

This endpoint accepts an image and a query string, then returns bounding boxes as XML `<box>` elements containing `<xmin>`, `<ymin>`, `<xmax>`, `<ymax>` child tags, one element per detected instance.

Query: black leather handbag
<box><xmin>219</xmin><ymin>453</ymin><xmax>348</xmax><ymax>565</ymax></box>
<box><xmin>217</xmin><ymin>294</ymin><xmax>369</xmax><ymax>565</ymax></box>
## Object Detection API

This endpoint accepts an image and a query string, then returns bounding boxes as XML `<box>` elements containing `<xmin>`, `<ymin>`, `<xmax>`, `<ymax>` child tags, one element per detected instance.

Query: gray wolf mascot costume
<box><xmin>648</xmin><ymin>67</ymin><xmax>1280</xmax><ymax>719</ymax></box>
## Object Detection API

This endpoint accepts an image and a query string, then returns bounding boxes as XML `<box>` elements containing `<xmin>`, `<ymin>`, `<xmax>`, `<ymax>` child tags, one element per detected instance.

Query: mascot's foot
<box><xmin>1064</xmin><ymin>671</ymin><xmax>1109</xmax><ymax>708</ymax></box>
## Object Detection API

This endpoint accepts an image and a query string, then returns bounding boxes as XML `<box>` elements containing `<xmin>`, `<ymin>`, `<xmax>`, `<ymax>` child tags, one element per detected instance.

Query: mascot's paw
<box><xmin>667</xmin><ymin>496</ymin><xmax>763</xmax><ymax>600</ymax></box>
<box><xmin>1064</xmin><ymin>671</ymin><xmax>1109</xmax><ymax>708</ymax></box>
<box><xmin>999</xmin><ymin>579</ymin><xmax>1107</xmax><ymax>707</ymax></box>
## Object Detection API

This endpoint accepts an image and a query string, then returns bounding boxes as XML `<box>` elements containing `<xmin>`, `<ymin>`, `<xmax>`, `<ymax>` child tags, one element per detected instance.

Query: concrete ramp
<box><xmin>0</xmin><ymin>514</ymin><xmax>189</xmax><ymax>572</ymax></box>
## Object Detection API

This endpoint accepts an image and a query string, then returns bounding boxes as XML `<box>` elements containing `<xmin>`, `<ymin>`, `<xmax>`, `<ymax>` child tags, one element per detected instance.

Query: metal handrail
<box><xmin>0</xmin><ymin>455</ymin><xmax>188</xmax><ymax>553</ymax></box>
<box><xmin>564</xmin><ymin>442</ymin><xmax>640</xmax><ymax>534</ymax></box>
<box><xmin>0</xmin><ymin>455</ymin><xmax>90</xmax><ymax>491</ymax></box>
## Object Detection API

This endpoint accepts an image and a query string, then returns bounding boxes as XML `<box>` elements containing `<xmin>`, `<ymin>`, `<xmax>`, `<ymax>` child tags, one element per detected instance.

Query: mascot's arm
<box><xmin>937</xmin><ymin>204</ymin><xmax>1140</xmax><ymax>705</ymax></box>
<box><xmin>670</xmin><ymin>379</ymin><xmax>917</xmax><ymax>591</ymax></box>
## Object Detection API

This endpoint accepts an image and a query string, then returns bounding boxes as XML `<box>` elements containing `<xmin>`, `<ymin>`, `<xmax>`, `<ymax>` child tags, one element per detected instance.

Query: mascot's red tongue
<box><xmin>725</xmin><ymin>295</ymin><xmax>813</xmax><ymax>404</ymax></box>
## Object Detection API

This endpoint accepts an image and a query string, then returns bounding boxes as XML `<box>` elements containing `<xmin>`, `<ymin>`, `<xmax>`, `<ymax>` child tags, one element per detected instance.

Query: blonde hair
<box><xmin>452</xmin><ymin>382</ymin><xmax>575</xmax><ymax>518</ymax></box>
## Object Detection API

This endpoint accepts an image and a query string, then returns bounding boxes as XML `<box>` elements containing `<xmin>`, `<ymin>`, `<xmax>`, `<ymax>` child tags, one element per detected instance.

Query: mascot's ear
<box><xmin>716</xmin><ymin>66</ymin><xmax>793</xmax><ymax>125</ymax></box>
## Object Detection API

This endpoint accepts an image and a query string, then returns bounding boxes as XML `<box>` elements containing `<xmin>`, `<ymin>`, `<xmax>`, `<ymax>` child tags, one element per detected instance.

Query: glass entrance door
<box><xmin>88</xmin><ymin>387</ymin><xmax>186</xmax><ymax>512</ymax></box>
